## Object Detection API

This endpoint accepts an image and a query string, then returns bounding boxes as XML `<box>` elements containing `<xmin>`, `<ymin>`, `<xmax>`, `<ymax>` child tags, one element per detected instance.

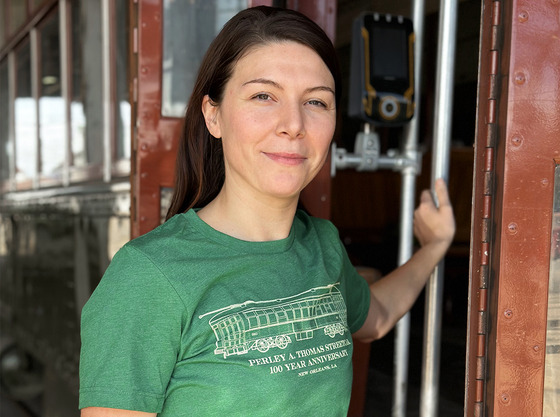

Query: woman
<box><xmin>79</xmin><ymin>6</ymin><xmax>455</xmax><ymax>417</ymax></box>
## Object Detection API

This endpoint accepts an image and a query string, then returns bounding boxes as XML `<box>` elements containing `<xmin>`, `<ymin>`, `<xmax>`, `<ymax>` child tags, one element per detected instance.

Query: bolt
<box><xmin>533</xmin><ymin>345</ymin><xmax>540</xmax><ymax>352</ymax></box>
<box><xmin>514</xmin><ymin>72</ymin><xmax>526</xmax><ymax>85</ymax></box>
<box><xmin>501</xmin><ymin>393</ymin><xmax>510</xmax><ymax>404</ymax></box>
<box><xmin>518</xmin><ymin>11</ymin><xmax>529</xmax><ymax>22</ymax></box>
<box><xmin>511</xmin><ymin>136</ymin><xmax>522</xmax><ymax>146</ymax></box>
<box><xmin>507</xmin><ymin>223</ymin><xmax>518</xmax><ymax>234</ymax></box>
<box><xmin>504</xmin><ymin>309</ymin><xmax>513</xmax><ymax>319</ymax></box>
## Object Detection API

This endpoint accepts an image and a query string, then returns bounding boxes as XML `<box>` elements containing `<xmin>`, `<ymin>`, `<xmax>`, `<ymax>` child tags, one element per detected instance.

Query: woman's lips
<box><xmin>264</xmin><ymin>152</ymin><xmax>307</xmax><ymax>166</ymax></box>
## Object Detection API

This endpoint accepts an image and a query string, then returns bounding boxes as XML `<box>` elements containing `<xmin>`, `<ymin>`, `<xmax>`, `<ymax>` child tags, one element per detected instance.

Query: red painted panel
<box><xmin>468</xmin><ymin>0</ymin><xmax>560</xmax><ymax>415</ymax></box>
<box><xmin>492</xmin><ymin>0</ymin><xmax>559</xmax><ymax>414</ymax></box>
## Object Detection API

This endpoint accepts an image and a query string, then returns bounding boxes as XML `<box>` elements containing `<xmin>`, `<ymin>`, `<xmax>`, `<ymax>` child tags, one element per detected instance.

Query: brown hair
<box><xmin>165</xmin><ymin>6</ymin><xmax>341</xmax><ymax>220</ymax></box>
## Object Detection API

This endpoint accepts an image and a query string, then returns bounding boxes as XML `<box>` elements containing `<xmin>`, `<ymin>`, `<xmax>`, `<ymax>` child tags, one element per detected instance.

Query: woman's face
<box><xmin>202</xmin><ymin>41</ymin><xmax>336</xmax><ymax>205</ymax></box>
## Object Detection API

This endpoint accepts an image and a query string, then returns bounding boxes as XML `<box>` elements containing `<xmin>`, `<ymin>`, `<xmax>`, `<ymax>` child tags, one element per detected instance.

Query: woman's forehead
<box><xmin>231</xmin><ymin>41</ymin><xmax>334</xmax><ymax>84</ymax></box>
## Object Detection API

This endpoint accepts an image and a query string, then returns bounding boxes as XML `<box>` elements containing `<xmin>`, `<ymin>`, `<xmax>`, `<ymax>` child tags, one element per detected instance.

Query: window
<box><xmin>8</xmin><ymin>0</ymin><xmax>26</xmax><ymax>36</ymax></box>
<box><xmin>39</xmin><ymin>11</ymin><xmax>64</xmax><ymax>180</ymax></box>
<box><xmin>14</xmin><ymin>40</ymin><xmax>36</xmax><ymax>183</ymax></box>
<box><xmin>0</xmin><ymin>3</ymin><xmax>5</xmax><ymax>48</ymax></box>
<box><xmin>0</xmin><ymin>59</ymin><xmax>9</xmax><ymax>182</ymax></box>
<box><xmin>161</xmin><ymin>0</ymin><xmax>246</xmax><ymax>117</ymax></box>
<box><xmin>2</xmin><ymin>0</ymin><xmax>130</xmax><ymax>190</ymax></box>
<box><xmin>31</xmin><ymin>0</ymin><xmax>50</xmax><ymax>11</ymax></box>
<box><xmin>115</xmin><ymin>0</ymin><xmax>130</xmax><ymax>160</ymax></box>
<box><xmin>71</xmin><ymin>0</ymin><xmax>103</xmax><ymax>168</ymax></box>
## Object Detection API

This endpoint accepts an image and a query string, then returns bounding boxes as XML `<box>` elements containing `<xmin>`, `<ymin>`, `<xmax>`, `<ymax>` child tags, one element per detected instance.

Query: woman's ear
<box><xmin>202</xmin><ymin>95</ymin><xmax>222</xmax><ymax>139</ymax></box>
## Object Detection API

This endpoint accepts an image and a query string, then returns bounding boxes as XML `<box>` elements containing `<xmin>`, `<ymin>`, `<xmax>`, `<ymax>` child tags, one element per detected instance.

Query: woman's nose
<box><xmin>276</xmin><ymin>101</ymin><xmax>305</xmax><ymax>139</ymax></box>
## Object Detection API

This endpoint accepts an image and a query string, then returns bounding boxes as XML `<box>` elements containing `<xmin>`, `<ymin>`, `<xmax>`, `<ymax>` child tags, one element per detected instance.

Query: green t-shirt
<box><xmin>79</xmin><ymin>209</ymin><xmax>370</xmax><ymax>416</ymax></box>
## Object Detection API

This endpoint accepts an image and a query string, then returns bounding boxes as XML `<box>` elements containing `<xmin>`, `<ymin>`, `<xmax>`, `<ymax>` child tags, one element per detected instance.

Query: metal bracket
<box><xmin>331</xmin><ymin>125</ymin><xmax>421</xmax><ymax>177</ymax></box>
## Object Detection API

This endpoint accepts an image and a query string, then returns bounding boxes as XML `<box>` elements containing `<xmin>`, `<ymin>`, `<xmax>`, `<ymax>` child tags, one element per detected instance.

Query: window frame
<box><xmin>0</xmin><ymin>0</ymin><xmax>131</xmax><ymax>193</ymax></box>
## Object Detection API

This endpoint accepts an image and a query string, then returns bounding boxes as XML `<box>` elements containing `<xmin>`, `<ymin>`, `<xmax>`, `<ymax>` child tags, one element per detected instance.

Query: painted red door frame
<box><xmin>466</xmin><ymin>0</ymin><xmax>560</xmax><ymax>415</ymax></box>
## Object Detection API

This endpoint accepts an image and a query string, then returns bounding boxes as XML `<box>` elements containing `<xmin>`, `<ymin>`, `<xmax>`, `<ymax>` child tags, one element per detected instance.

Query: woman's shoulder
<box><xmin>294</xmin><ymin>209</ymin><xmax>340</xmax><ymax>241</ymax></box>
<box><xmin>123</xmin><ymin>210</ymin><xmax>200</xmax><ymax>254</ymax></box>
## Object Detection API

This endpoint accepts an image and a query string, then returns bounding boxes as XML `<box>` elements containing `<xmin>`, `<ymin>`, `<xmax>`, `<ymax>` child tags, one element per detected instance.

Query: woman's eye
<box><xmin>253</xmin><ymin>93</ymin><xmax>271</xmax><ymax>101</ymax></box>
<box><xmin>307</xmin><ymin>99</ymin><xmax>327</xmax><ymax>108</ymax></box>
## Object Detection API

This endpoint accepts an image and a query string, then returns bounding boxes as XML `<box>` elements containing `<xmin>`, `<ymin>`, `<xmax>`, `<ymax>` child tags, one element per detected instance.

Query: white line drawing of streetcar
<box><xmin>199</xmin><ymin>283</ymin><xmax>348</xmax><ymax>358</ymax></box>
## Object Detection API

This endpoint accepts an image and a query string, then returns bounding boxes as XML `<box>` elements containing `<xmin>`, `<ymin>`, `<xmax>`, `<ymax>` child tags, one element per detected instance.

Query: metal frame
<box><xmin>419</xmin><ymin>0</ymin><xmax>458</xmax><ymax>416</ymax></box>
<box><xmin>393</xmin><ymin>1</ymin><xmax>426</xmax><ymax>415</ymax></box>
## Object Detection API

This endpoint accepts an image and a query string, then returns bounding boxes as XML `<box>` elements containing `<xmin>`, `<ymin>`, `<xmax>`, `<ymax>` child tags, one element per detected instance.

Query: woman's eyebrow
<box><xmin>242</xmin><ymin>78</ymin><xmax>281</xmax><ymax>89</ymax></box>
<box><xmin>242</xmin><ymin>78</ymin><xmax>335</xmax><ymax>96</ymax></box>
<box><xmin>305</xmin><ymin>86</ymin><xmax>335</xmax><ymax>96</ymax></box>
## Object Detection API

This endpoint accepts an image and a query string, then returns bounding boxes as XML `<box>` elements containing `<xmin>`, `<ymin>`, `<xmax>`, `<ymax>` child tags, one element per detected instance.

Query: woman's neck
<box><xmin>196</xmin><ymin>187</ymin><xmax>299</xmax><ymax>242</ymax></box>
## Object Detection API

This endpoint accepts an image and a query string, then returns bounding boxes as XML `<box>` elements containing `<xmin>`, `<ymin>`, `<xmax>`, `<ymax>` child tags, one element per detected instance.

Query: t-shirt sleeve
<box><xmin>339</xmin><ymin>242</ymin><xmax>371</xmax><ymax>334</ymax></box>
<box><xmin>79</xmin><ymin>245</ymin><xmax>185</xmax><ymax>412</ymax></box>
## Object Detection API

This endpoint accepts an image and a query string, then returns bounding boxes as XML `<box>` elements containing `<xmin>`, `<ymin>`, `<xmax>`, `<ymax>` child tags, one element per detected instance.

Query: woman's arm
<box><xmin>81</xmin><ymin>408</ymin><xmax>156</xmax><ymax>417</ymax></box>
<box><xmin>353</xmin><ymin>178</ymin><xmax>456</xmax><ymax>343</ymax></box>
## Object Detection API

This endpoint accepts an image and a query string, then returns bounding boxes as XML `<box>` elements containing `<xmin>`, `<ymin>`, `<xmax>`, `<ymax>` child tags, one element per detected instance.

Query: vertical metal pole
<box><xmin>419</xmin><ymin>0</ymin><xmax>458</xmax><ymax>416</ymax></box>
<box><xmin>30</xmin><ymin>28</ymin><xmax>40</xmax><ymax>190</ymax></box>
<box><xmin>59</xmin><ymin>0</ymin><xmax>71</xmax><ymax>187</ymax></box>
<box><xmin>392</xmin><ymin>0</ymin><xmax>425</xmax><ymax>416</ymax></box>
<box><xmin>8</xmin><ymin>52</ymin><xmax>16</xmax><ymax>191</ymax></box>
<box><xmin>101</xmin><ymin>0</ymin><xmax>113</xmax><ymax>183</ymax></box>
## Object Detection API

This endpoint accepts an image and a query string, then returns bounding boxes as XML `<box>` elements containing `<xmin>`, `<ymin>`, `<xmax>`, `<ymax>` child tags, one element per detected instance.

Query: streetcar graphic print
<box><xmin>199</xmin><ymin>283</ymin><xmax>348</xmax><ymax>358</ymax></box>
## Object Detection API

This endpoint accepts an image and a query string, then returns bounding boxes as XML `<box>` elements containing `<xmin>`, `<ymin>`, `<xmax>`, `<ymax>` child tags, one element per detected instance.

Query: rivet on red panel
<box><xmin>511</xmin><ymin>135</ymin><xmax>523</xmax><ymax>147</ymax></box>
<box><xmin>518</xmin><ymin>10</ymin><xmax>529</xmax><ymax>23</ymax></box>
<box><xmin>500</xmin><ymin>392</ymin><xmax>511</xmax><ymax>404</ymax></box>
<box><xmin>504</xmin><ymin>309</ymin><xmax>513</xmax><ymax>319</ymax></box>
<box><xmin>514</xmin><ymin>72</ymin><xmax>526</xmax><ymax>85</ymax></box>
<box><xmin>507</xmin><ymin>222</ymin><xmax>518</xmax><ymax>234</ymax></box>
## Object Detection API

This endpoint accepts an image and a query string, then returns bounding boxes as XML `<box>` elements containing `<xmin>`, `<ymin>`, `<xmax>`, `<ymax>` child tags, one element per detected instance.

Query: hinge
<box><xmin>474</xmin><ymin>1</ymin><xmax>503</xmax><ymax>415</ymax></box>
